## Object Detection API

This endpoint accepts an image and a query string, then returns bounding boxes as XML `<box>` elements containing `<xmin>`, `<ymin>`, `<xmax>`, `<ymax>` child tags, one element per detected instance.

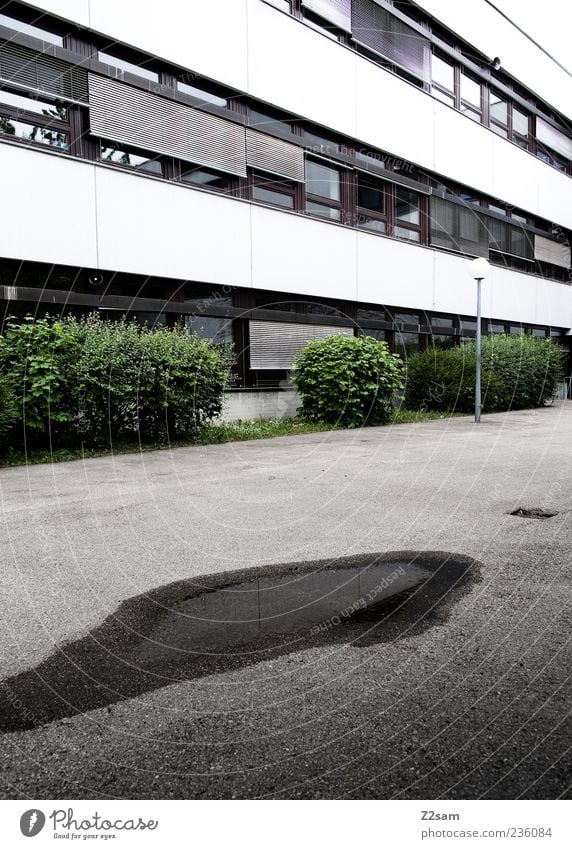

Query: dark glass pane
<box><xmin>488</xmin><ymin>323</ymin><xmax>506</xmax><ymax>334</ymax></box>
<box><xmin>178</xmin><ymin>81</ymin><xmax>227</xmax><ymax>107</ymax></box>
<box><xmin>431</xmin><ymin>316</ymin><xmax>454</xmax><ymax>328</ymax></box>
<box><xmin>357</xmin><ymin>307</ymin><xmax>386</xmax><ymax>320</ymax></box>
<box><xmin>394</xmin><ymin>225</ymin><xmax>420</xmax><ymax>241</ymax></box>
<box><xmin>0</xmin><ymin>13</ymin><xmax>63</xmax><ymax>45</ymax></box>
<box><xmin>250</xmin><ymin>108</ymin><xmax>294</xmax><ymax>134</ymax></box>
<box><xmin>306</xmin><ymin>200</ymin><xmax>341</xmax><ymax>220</ymax></box>
<box><xmin>188</xmin><ymin>316</ymin><xmax>233</xmax><ymax>344</ymax></box>
<box><xmin>431</xmin><ymin>334</ymin><xmax>455</xmax><ymax>349</ymax></box>
<box><xmin>358</xmin><ymin>181</ymin><xmax>385</xmax><ymax>213</ymax></box>
<box><xmin>361</xmin><ymin>328</ymin><xmax>387</xmax><ymax>341</ymax></box>
<box><xmin>393</xmin><ymin>313</ymin><xmax>418</xmax><ymax>326</ymax></box>
<box><xmin>395</xmin><ymin>188</ymin><xmax>419</xmax><ymax>224</ymax></box>
<box><xmin>181</xmin><ymin>167</ymin><xmax>233</xmax><ymax>190</ymax></box>
<box><xmin>102</xmin><ymin>145</ymin><xmax>161</xmax><ymax>172</ymax></box>
<box><xmin>253</xmin><ymin>185</ymin><xmax>294</xmax><ymax>208</ymax></box>
<box><xmin>358</xmin><ymin>215</ymin><xmax>387</xmax><ymax>234</ymax></box>
<box><xmin>395</xmin><ymin>331</ymin><xmax>419</xmax><ymax>356</ymax></box>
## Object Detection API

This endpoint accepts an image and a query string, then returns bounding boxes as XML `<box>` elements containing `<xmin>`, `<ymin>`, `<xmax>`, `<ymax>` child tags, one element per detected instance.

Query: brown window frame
<box><xmin>0</xmin><ymin>87</ymin><xmax>71</xmax><ymax>151</ymax></box>
<box><xmin>250</xmin><ymin>170</ymin><xmax>302</xmax><ymax>210</ymax></box>
<box><xmin>305</xmin><ymin>157</ymin><xmax>346</xmax><ymax>222</ymax></box>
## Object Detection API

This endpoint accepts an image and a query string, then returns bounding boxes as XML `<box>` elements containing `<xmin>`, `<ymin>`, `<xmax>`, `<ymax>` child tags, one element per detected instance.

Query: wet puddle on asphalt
<box><xmin>0</xmin><ymin>551</ymin><xmax>480</xmax><ymax>732</ymax></box>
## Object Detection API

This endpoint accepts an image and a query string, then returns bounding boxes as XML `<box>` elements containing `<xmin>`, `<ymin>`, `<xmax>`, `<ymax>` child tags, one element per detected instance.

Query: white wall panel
<box><xmin>0</xmin><ymin>146</ymin><xmax>97</xmax><ymax>267</ymax></box>
<box><xmin>246</xmin><ymin>0</ymin><xmax>357</xmax><ymax>138</ymax></box>
<box><xmin>251</xmin><ymin>207</ymin><xmax>358</xmax><ymax>301</ymax></box>
<box><xmin>94</xmin><ymin>168</ymin><xmax>252</xmax><ymax>285</ymax></box>
<box><xmin>357</xmin><ymin>233</ymin><xmax>434</xmax><ymax>311</ymax></box>
<box><xmin>432</xmin><ymin>102</ymin><xmax>495</xmax><ymax>195</ymax></box>
<box><xmin>433</xmin><ymin>251</ymin><xmax>571</xmax><ymax>329</ymax></box>
<box><xmin>355</xmin><ymin>58</ymin><xmax>435</xmax><ymax>167</ymax></box>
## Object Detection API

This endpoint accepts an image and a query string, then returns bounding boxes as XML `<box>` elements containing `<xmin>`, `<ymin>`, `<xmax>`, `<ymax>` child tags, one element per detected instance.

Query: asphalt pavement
<box><xmin>0</xmin><ymin>404</ymin><xmax>570</xmax><ymax>799</ymax></box>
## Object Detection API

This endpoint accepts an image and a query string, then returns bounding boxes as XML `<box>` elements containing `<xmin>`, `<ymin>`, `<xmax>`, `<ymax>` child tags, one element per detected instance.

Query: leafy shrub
<box><xmin>293</xmin><ymin>335</ymin><xmax>404</xmax><ymax>427</ymax></box>
<box><xmin>0</xmin><ymin>314</ymin><xmax>233</xmax><ymax>448</ymax></box>
<box><xmin>404</xmin><ymin>334</ymin><xmax>565</xmax><ymax>414</ymax></box>
<box><xmin>0</xmin><ymin>375</ymin><xmax>17</xmax><ymax>444</ymax></box>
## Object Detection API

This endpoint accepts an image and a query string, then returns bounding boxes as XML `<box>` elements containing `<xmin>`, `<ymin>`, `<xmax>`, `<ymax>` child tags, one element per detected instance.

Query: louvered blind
<box><xmin>249</xmin><ymin>320</ymin><xmax>354</xmax><ymax>369</ymax></box>
<box><xmin>246</xmin><ymin>129</ymin><xmax>305</xmax><ymax>181</ymax></box>
<box><xmin>536</xmin><ymin>117</ymin><xmax>572</xmax><ymax>161</ymax></box>
<box><xmin>88</xmin><ymin>74</ymin><xmax>247</xmax><ymax>176</ymax></box>
<box><xmin>0</xmin><ymin>40</ymin><xmax>88</xmax><ymax>102</ymax></box>
<box><xmin>429</xmin><ymin>197</ymin><xmax>489</xmax><ymax>258</ymax></box>
<box><xmin>351</xmin><ymin>0</ymin><xmax>431</xmax><ymax>82</ymax></box>
<box><xmin>534</xmin><ymin>234</ymin><xmax>571</xmax><ymax>269</ymax></box>
<box><xmin>302</xmin><ymin>0</ymin><xmax>352</xmax><ymax>31</ymax></box>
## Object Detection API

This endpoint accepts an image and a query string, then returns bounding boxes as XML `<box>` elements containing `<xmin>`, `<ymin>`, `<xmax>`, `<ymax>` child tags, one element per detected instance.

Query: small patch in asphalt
<box><xmin>509</xmin><ymin>507</ymin><xmax>558</xmax><ymax>519</ymax></box>
<box><xmin>0</xmin><ymin>551</ymin><xmax>480</xmax><ymax>733</ymax></box>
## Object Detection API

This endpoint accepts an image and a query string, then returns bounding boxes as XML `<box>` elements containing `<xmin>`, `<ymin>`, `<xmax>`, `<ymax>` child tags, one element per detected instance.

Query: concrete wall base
<box><xmin>220</xmin><ymin>389</ymin><xmax>301</xmax><ymax>422</ymax></box>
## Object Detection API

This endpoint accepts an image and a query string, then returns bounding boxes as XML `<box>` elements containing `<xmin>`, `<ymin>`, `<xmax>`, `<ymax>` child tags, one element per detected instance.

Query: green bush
<box><xmin>293</xmin><ymin>334</ymin><xmax>404</xmax><ymax>427</ymax></box>
<box><xmin>0</xmin><ymin>375</ymin><xmax>17</xmax><ymax>444</ymax></box>
<box><xmin>0</xmin><ymin>314</ymin><xmax>233</xmax><ymax>448</ymax></box>
<box><xmin>404</xmin><ymin>334</ymin><xmax>565</xmax><ymax>414</ymax></box>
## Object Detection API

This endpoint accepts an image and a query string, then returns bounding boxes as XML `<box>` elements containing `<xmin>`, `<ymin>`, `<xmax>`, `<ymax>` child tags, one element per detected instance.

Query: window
<box><xmin>430</xmin><ymin>197</ymin><xmax>488</xmax><ymax>256</ymax></box>
<box><xmin>488</xmin><ymin>322</ymin><xmax>506</xmax><ymax>334</ymax></box>
<box><xmin>304</xmin><ymin>129</ymin><xmax>341</xmax><ymax>156</ymax></box>
<box><xmin>460</xmin><ymin>72</ymin><xmax>481</xmax><ymax>121</ymax></box>
<box><xmin>394</xmin><ymin>187</ymin><xmax>420</xmax><ymax>241</ymax></box>
<box><xmin>98</xmin><ymin>51</ymin><xmax>159</xmax><ymax>82</ymax></box>
<box><xmin>188</xmin><ymin>316</ymin><xmax>233</xmax><ymax>344</ymax></box>
<box><xmin>0</xmin><ymin>13</ymin><xmax>63</xmax><ymax>45</ymax></box>
<box><xmin>393</xmin><ymin>312</ymin><xmax>419</xmax><ymax>327</ymax></box>
<box><xmin>357</xmin><ymin>175</ymin><xmax>387</xmax><ymax>233</ymax></box>
<box><xmin>489</xmin><ymin>91</ymin><xmax>508</xmax><ymax>137</ymax></box>
<box><xmin>432</xmin><ymin>54</ymin><xmax>455</xmax><ymax>103</ymax></box>
<box><xmin>431</xmin><ymin>316</ymin><xmax>455</xmax><ymax>328</ymax></box>
<box><xmin>250</xmin><ymin>108</ymin><xmax>295</xmax><ymax>135</ymax></box>
<box><xmin>101</xmin><ymin>144</ymin><xmax>162</xmax><ymax>174</ymax></box>
<box><xmin>305</xmin><ymin>159</ymin><xmax>342</xmax><ymax>220</ymax></box>
<box><xmin>512</xmin><ymin>107</ymin><xmax>530</xmax><ymax>149</ymax></box>
<box><xmin>252</xmin><ymin>174</ymin><xmax>297</xmax><ymax>208</ymax></box>
<box><xmin>178</xmin><ymin>81</ymin><xmax>227</xmax><ymax>108</ymax></box>
<box><xmin>180</xmin><ymin>166</ymin><xmax>235</xmax><ymax>193</ymax></box>
<box><xmin>352</xmin><ymin>0</ymin><xmax>431</xmax><ymax>83</ymax></box>
<box><xmin>430</xmin><ymin>334</ymin><xmax>455</xmax><ymax>349</ymax></box>
<box><xmin>0</xmin><ymin>90</ymin><xmax>69</xmax><ymax>149</ymax></box>
<box><xmin>395</xmin><ymin>331</ymin><xmax>420</xmax><ymax>357</ymax></box>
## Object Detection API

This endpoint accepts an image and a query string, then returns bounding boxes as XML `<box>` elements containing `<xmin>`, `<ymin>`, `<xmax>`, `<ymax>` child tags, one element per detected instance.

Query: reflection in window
<box><xmin>253</xmin><ymin>184</ymin><xmax>295</xmax><ymax>208</ymax></box>
<box><xmin>512</xmin><ymin>107</ymin><xmax>530</xmax><ymax>149</ymax></box>
<box><xmin>460</xmin><ymin>72</ymin><xmax>481</xmax><ymax>121</ymax></box>
<box><xmin>306</xmin><ymin>201</ymin><xmax>341</xmax><ymax>220</ymax></box>
<box><xmin>101</xmin><ymin>145</ymin><xmax>162</xmax><ymax>173</ymax></box>
<box><xmin>395</xmin><ymin>188</ymin><xmax>419</xmax><ymax>224</ymax></box>
<box><xmin>0</xmin><ymin>90</ymin><xmax>66</xmax><ymax>119</ymax></box>
<box><xmin>0</xmin><ymin>13</ymin><xmax>63</xmax><ymax>45</ymax></box>
<box><xmin>488</xmin><ymin>323</ymin><xmax>506</xmax><ymax>334</ymax></box>
<box><xmin>0</xmin><ymin>116</ymin><xmax>68</xmax><ymax>148</ymax></box>
<box><xmin>178</xmin><ymin>81</ymin><xmax>227</xmax><ymax>107</ymax></box>
<box><xmin>432</xmin><ymin>55</ymin><xmax>455</xmax><ymax>92</ymax></box>
<box><xmin>98</xmin><ymin>51</ymin><xmax>158</xmax><ymax>82</ymax></box>
<box><xmin>395</xmin><ymin>331</ymin><xmax>419</xmax><ymax>357</ymax></box>
<box><xmin>180</xmin><ymin>166</ymin><xmax>234</xmax><ymax>192</ymax></box>
<box><xmin>393</xmin><ymin>313</ymin><xmax>418</xmax><ymax>326</ymax></box>
<box><xmin>188</xmin><ymin>315</ymin><xmax>233</xmax><ymax>344</ymax></box>
<box><xmin>430</xmin><ymin>334</ymin><xmax>455</xmax><ymax>349</ymax></box>
<box><xmin>250</xmin><ymin>108</ymin><xmax>294</xmax><ymax>135</ymax></box>
<box><xmin>306</xmin><ymin>160</ymin><xmax>340</xmax><ymax>200</ymax></box>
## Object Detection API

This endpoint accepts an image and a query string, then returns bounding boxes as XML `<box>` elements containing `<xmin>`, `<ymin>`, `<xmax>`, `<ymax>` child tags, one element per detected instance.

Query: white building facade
<box><xmin>0</xmin><ymin>0</ymin><xmax>570</xmax><ymax>387</ymax></box>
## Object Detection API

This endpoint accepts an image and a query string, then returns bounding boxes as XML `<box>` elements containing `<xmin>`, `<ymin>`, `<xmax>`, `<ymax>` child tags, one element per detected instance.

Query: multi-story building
<box><xmin>0</xmin><ymin>0</ymin><xmax>570</xmax><ymax>398</ymax></box>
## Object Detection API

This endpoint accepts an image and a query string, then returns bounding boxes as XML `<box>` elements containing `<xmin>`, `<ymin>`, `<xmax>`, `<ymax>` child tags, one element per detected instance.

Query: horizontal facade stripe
<box><xmin>246</xmin><ymin>129</ymin><xmax>305</xmax><ymax>181</ymax></box>
<box><xmin>0</xmin><ymin>40</ymin><xmax>88</xmax><ymax>102</ymax></box>
<box><xmin>249</xmin><ymin>320</ymin><xmax>354</xmax><ymax>370</ymax></box>
<box><xmin>302</xmin><ymin>0</ymin><xmax>352</xmax><ymax>32</ymax></box>
<box><xmin>88</xmin><ymin>74</ymin><xmax>247</xmax><ymax>176</ymax></box>
<box><xmin>534</xmin><ymin>234</ymin><xmax>571</xmax><ymax>269</ymax></box>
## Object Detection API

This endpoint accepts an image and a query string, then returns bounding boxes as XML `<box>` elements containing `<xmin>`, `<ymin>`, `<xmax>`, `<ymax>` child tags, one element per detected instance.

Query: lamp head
<box><xmin>469</xmin><ymin>257</ymin><xmax>491</xmax><ymax>280</ymax></box>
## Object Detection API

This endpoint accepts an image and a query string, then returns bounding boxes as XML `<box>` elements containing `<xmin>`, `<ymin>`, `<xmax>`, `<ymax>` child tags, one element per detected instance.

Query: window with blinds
<box><xmin>351</xmin><ymin>0</ymin><xmax>431</xmax><ymax>82</ymax></box>
<box><xmin>536</xmin><ymin>117</ymin><xmax>572</xmax><ymax>161</ymax></box>
<box><xmin>302</xmin><ymin>0</ymin><xmax>352</xmax><ymax>31</ymax></box>
<box><xmin>88</xmin><ymin>74</ymin><xmax>248</xmax><ymax>176</ymax></box>
<box><xmin>249</xmin><ymin>320</ymin><xmax>354</xmax><ymax>369</ymax></box>
<box><xmin>429</xmin><ymin>197</ymin><xmax>489</xmax><ymax>257</ymax></box>
<box><xmin>534</xmin><ymin>234</ymin><xmax>571</xmax><ymax>269</ymax></box>
<box><xmin>246</xmin><ymin>129</ymin><xmax>305</xmax><ymax>181</ymax></box>
<box><xmin>0</xmin><ymin>40</ymin><xmax>88</xmax><ymax>102</ymax></box>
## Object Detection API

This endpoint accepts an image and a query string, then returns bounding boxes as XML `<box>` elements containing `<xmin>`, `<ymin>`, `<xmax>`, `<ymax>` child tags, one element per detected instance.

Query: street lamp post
<box><xmin>469</xmin><ymin>257</ymin><xmax>491</xmax><ymax>424</ymax></box>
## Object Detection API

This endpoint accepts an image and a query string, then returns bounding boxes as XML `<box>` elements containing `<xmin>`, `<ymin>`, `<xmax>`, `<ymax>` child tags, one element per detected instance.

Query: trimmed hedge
<box><xmin>0</xmin><ymin>314</ymin><xmax>233</xmax><ymax>448</ymax></box>
<box><xmin>293</xmin><ymin>334</ymin><xmax>404</xmax><ymax>427</ymax></box>
<box><xmin>404</xmin><ymin>334</ymin><xmax>565</xmax><ymax>414</ymax></box>
<box><xmin>0</xmin><ymin>376</ymin><xmax>17</xmax><ymax>445</ymax></box>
